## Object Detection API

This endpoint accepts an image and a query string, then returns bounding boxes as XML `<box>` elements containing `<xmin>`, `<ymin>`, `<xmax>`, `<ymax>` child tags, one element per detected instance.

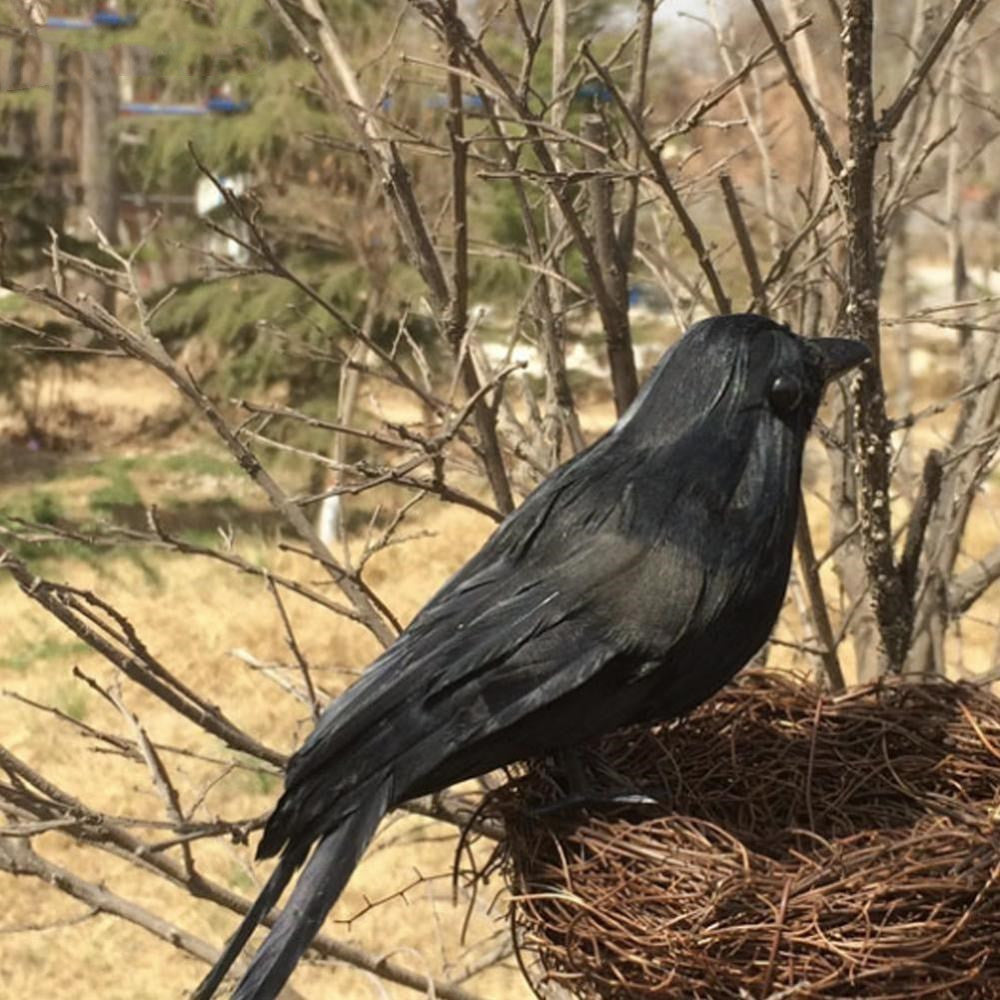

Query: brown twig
<box><xmin>719</xmin><ymin>171</ymin><xmax>768</xmax><ymax>314</ymax></box>
<box><xmin>266</xmin><ymin>576</ymin><xmax>322</xmax><ymax>723</ymax></box>
<box><xmin>0</xmin><ymin>740</ymin><xmax>492</xmax><ymax>999</ymax></box>
<box><xmin>582</xmin><ymin>113</ymin><xmax>638</xmax><ymax>413</ymax></box>
<box><xmin>878</xmin><ymin>0</ymin><xmax>981</xmax><ymax>136</ymax></box>
<box><xmin>748</xmin><ymin>0</ymin><xmax>844</xmax><ymax>178</ymax></box>
<box><xmin>795</xmin><ymin>497</ymin><xmax>846</xmax><ymax>692</ymax></box>
<box><xmin>1</xmin><ymin>267</ymin><xmax>398</xmax><ymax>648</ymax></box>
<box><xmin>581</xmin><ymin>43</ymin><xmax>731</xmax><ymax>315</ymax></box>
<box><xmin>0</xmin><ymin>547</ymin><xmax>285</xmax><ymax>767</ymax></box>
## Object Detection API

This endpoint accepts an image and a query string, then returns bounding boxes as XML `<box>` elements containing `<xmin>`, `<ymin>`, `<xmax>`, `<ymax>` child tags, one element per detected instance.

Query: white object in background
<box><xmin>317</xmin><ymin>493</ymin><xmax>341</xmax><ymax>547</ymax></box>
<box><xmin>195</xmin><ymin>173</ymin><xmax>251</xmax><ymax>264</ymax></box>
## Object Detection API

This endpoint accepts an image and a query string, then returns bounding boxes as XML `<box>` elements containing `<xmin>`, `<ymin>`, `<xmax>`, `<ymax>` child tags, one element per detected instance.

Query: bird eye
<box><xmin>768</xmin><ymin>373</ymin><xmax>803</xmax><ymax>414</ymax></box>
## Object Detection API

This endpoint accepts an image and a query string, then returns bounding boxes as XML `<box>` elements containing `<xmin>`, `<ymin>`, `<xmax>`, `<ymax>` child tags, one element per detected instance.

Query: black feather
<box><xmin>194</xmin><ymin>314</ymin><xmax>868</xmax><ymax>999</ymax></box>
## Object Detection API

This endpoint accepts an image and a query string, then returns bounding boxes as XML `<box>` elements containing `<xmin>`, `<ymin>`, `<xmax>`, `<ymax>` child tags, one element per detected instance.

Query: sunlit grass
<box><xmin>1</xmin><ymin>355</ymin><xmax>997</xmax><ymax>999</ymax></box>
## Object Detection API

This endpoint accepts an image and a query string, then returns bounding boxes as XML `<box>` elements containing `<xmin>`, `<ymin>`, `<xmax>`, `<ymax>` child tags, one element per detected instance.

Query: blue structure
<box><xmin>205</xmin><ymin>95</ymin><xmax>251</xmax><ymax>115</ymax></box>
<box><xmin>120</xmin><ymin>98</ymin><xmax>251</xmax><ymax>117</ymax></box>
<box><xmin>44</xmin><ymin>10</ymin><xmax>137</xmax><ymax>29</ymax></box>
<box><xmin>575</xmin><ymin>79</ymin><xmax>613</xmax><ymax>104</ymax></box>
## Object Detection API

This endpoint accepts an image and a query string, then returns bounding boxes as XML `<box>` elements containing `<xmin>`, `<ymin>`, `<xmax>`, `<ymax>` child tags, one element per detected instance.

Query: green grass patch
<box><xmin>2</xmin><ymin>635</ymin><xmax>90</xmax><ymax>673</ymax></box>
<box><xmin>53</xmin><ymin>682</ymin><xmax>90</xmax><ymax>722</ymax></box>
<box><xmin>227</xmin><ymin>864</ymin><xmax>255</xmax><ymax>893</ymax></box>
<box><xmin>0</xmin><ymin>488</ymin><xmax>65</xmax><ymax>525</ymax></box>
<box><xmin>226</xmin><ymin>753</ymin><xmax>281</xmax><ymax>798</ymax></box>
<box><xmin>159</xmin><ymin>449</ymin><xmax>237</xmax><ymax>478</ymax></box>
<box><xmin>88</xmin><ymin>469</ymin><xmax>143</xmax><ymax>515</ymax></box>
<box><xmin>28</xmin><ymin>489</ymin><xmax>64</xmax><ymax>524</ymax></box>
<box><xmin>65</xmin><ymin>448</ymin><xmax>240</xmax><ymax>485</ymax></box>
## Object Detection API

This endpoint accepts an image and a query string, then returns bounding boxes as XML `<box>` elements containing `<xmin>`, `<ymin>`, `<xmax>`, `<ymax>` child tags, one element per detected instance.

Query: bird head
<box><xmin>616</xmin><ymin>313</ymin><xmax>870</xmax><ymax>448</ymax></box>
<box><xmin>608</xmin><ymin>313</ymin><xmax>870</xmax><ymax>553</ymax></box>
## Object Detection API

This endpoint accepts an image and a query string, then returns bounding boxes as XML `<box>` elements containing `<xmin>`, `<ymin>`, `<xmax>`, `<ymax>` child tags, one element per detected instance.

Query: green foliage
<box><xmin>0</xmin><ymin>487</ymin><xmax>64</xmax><ymax>527</ymax></box>
<box><xmin>227</xmin><ymin>864</ymin><xmax>255</xmax><ymax>893</ymax></box>
<box><xmin>149</xmin><ymin>268</ymin><xmax>349</xmax><ymax>404</ymax></box>
<box><xmin>68</xmin><ymin>449</ymin><xmax>239</xmax><ymax>483</ymax></box>
<box><xmin>119</xmin><ymin>10</ymin><xmax>328</xmax><ymax>186</ymax></box>
<box><xmin>107</xmin><ymin>1</ymin><xmax>419</xmax><ymax>404</ymax></box>
<box><xmin>0</xmin><ymin>328</ymin><xmax>28</xmax><ymax>402</ymax></box>
<box><xmin>3</xmin><ymin>0</ymin><xmax>660</xmax><ymax>416</ymax></box>
<box><xmin>0</xmin><ymin>155</ymin><xmax>59</xmax><ymax>273</ymax></box>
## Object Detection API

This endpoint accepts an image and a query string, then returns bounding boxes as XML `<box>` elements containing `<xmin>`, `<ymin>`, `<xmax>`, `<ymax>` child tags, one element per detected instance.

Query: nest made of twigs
<box><xmin>483</xmin><ymin>671</ymin><xmax>1000</xmax><ymax>999</ymax></box>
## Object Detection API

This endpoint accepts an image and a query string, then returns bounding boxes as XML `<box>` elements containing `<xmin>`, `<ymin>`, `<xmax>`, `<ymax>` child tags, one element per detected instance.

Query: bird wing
<box><xmin>260</xmin><ymin>440</ymin><xmax>711</xmax><ymax>856</ymax></box>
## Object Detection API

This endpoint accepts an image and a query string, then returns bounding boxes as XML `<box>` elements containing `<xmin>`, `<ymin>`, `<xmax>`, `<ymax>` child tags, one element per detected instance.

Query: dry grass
<box><xmin>0</xmin><ymin>362</ymin><xmax>528</xmax><ymax>998</ymax></box>
<box><xmin>0</xmin><ymin>355</ymin><xmax>997</xmax><ymax>999</ymax></box>
<box><xmin>0</xmin><ymin>504</ymin><xmax>532</xmax><ymax>999</ymax></box>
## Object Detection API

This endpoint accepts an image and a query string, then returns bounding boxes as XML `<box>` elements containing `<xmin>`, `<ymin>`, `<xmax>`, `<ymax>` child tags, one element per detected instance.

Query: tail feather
<box><xmin>191</xmin><ymin>845</ymin><xmax>305</xmax><ymax>1000</ymax></box>
<box><xmin>231</xmin><ymin>775</ymin><xmax>393</xmax><ymax>1000</ymax></box>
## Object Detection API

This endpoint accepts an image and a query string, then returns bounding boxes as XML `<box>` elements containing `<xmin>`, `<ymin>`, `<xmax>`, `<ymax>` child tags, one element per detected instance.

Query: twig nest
<box><xmin>488</xmin><ymin>671</ymin><xmax>1000</xmax><ymax>998</ymax></box>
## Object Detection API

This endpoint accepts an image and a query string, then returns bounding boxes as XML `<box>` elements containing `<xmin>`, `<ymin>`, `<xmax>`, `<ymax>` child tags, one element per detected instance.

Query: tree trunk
<box><xmin>80</xmin><ymin>48</ymin><xmax>119</xmax><ymax>312</ymax></box>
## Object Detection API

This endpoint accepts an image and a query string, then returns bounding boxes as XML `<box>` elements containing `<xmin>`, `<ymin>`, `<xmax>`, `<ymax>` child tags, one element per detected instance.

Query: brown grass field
<box><xmin>1</xmin><ymin>353</ymin><xmax>997</xmax><ymax>999</ymax></box>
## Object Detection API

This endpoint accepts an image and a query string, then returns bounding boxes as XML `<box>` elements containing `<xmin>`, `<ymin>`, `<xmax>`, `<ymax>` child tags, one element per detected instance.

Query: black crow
<box><xmin>193</xmin><ymin>314</ymin><xmax>868</xmax><ymax>1000</ymax></box>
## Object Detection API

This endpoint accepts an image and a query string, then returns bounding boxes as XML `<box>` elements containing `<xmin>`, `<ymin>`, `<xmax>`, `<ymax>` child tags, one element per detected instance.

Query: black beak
<box><xmin>812</xmin><ymin>337</ymin><xmax>871</xmax><ymax>382</ymax></box>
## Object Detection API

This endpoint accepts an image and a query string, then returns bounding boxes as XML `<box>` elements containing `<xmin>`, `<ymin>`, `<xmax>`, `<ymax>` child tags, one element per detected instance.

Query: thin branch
<box><xmin>2</xmin><ymin>270</ymin><xmax>398</xmax><ymax>648</ymax></box>
<box><xmin>580</xmin><ymin>43</ymin><xmax>731</xmax><ymax>314</ymax></box>
<box><xmin>0</xmin><ymin>548</ymin><xmax>286</xmax><ymax>768</ymax></box>
<box><xmin>0</xmin><ymin>837</ymin><xmax>270</xmax><ymax>984</ymax></box>
<box><xmin>898</xmin><ymin>450</ymin><xmax>944</xmax><ymax>605</ymax></box>
<box><xmin>267</xmin><ymin>577</ymin><xmax>322</xmax><ymax>723</ymax></box>
<box><xmin>878</xmin><ymin>0</ymin><xmax>981</xmax><ymax>135</ymax></box>
<box><xmin>659</xmin><ymin>15</ymin><xmax>814</xmax><ymax>143</ymax></box>
<box><xmin>444</xmin><ymin>8</ymin><xmax>515</xmax><ymax>514</ymax></box>
<box><xmin>748</xmin><ymin>0</ymin><xmax>844</xmax><ymax>177</ymax></box>
<box><xmin>719</xmin><ymin>172</ymin><xmax>767</xmax><ymax>314</ymax></box>
<box><xmin>949</xmin><ymin>547</ymin><xmax>1000</xmax><ymax>616</ymax></box>
<box><xmin>583</xmin><ymin>113</ymin><xmax>638</xmax><ymax>412</ymax></box>
<box><xmin>0</xmin><ymin>742</ymin><xmax>492</xmax><ymax>997</ymax></box>
<box><xmin>795</xmin><ymin>496</ymin><xmax>846</xmax><ymax>692</ymax></box>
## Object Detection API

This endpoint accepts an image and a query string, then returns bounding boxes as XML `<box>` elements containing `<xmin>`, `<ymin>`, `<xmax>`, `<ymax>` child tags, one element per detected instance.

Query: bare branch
<box><xmin>267</xmin><ymin>577</ymin><xmax>322</xmax><ymax>724</ymax></box>
<box><xmin>878</xmin><ymin>0</ymin><xmax>981</xmax><ymax>136</ymax></box>
<box><xmin>581</xmin><ymin>44</ymin><xmax>731</xmax><ymax>314</ymax></box>
<box><xmin>719</xmin><ymin>172</ymin><xmax>767</xmax><ymax>314</ymax></box>
<box><xmin>748</xmin><ymin>0</ymin><xmax>844</xmax><ymax>178</ymax></box>
<box><xmin>795</xmin><ymin>496</ymin><xmax>846</xmax><ymax>692</ymax></box>
<box><xmin>0</xmin><ymin>837</ymin><xmax>258</xmax><ymax>981</ymax></box>
<box><xmin>0</xmin><ymin>548</ymin><xmax>286</xmax><ymax>767</ymax></box>
<box><xmin>899</xmin><ymin>450</ymin><xmax>944</xmax><ymax>604</ymax></box>
<box><xmin>949</xmin><ymin>548</ymin><xmax>1000</xmax><ymax>616</ymax></box>
<box><xmin>583</xmin><ymin>113</ymin><xmax>638</xmax><ymax>412</ymax></box>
